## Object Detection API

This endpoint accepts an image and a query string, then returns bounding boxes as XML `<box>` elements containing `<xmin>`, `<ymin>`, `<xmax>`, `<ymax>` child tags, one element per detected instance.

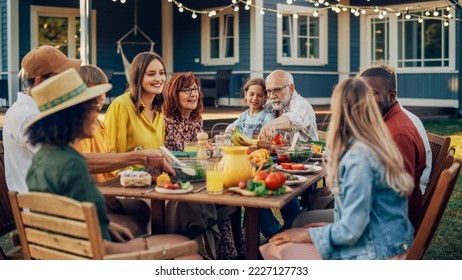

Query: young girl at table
<box><xmin>25</xmin><ymin>69</ymin><xmax>201</xmax><ymax>258</ymax></box>
<box><xmin>225</xmin><ymin>78</ymin><xmax>274</xmax><ymax>138</ymax></box>
<box><xmin>260</xmin><ymin>77</ymin><xmax>414</xmax><ymax>260</ymax></box>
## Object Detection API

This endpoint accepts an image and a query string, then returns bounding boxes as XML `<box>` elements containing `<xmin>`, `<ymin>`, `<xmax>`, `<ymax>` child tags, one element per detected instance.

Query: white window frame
<box><xmin>362</xmin><ymin>1</ymin><xmax>455</xmax><ymax>73</ymax></box>
<box><xmin>31</xmin><ymin>5</ymin><xmax>97</xmax><ymax>63</ymax></box>
<box><xmin>201</xmin><ymin>8</ymin><xmax>239</xmax><ymax>66</ymax></box>
<box><xmin>276</xmin><ymin>4</ymin><xmax>328</xmax><ymax>66</ymax></box>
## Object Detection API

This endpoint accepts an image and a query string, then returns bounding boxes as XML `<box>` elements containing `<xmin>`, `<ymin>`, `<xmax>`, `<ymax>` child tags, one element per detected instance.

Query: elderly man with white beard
<box><xmin>259</xmin><ymin>70</ymin><xmax>318</xmax><ymax>142</ymax></box>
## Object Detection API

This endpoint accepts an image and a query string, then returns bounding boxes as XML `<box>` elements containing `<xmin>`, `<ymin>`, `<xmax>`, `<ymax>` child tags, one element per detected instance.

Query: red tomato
<box><xmin>164</xmin><ymin>183</ymin><xmax>173</xmax><ymax>189</ymax></box>
<box><xmin>254</xmin><ymin>171</ymin><xmax>269</xmax><ymax>181</ymax></box>
<box><xmin>171</xmin><ymin>183</ymin><xmax>180</xmax><ymax>190</ymax></box>
<box><xmin>277</xmin><ymin>154</ymin><xmax>290</xmax><ymax>164</ymax></box>
<box><xmin>292</xmin><ymin>164</ymin><xmax>305</xmax><ymax>170</ymax></box>
<box><xmin>272</xmin><ymin>172</ymin><xmax>286</xmax><ymax>184</ymax></box>
<box><xmin>238</xmin><ymin>180</ymin><xmax>247</xmax><ymax>189</ymax></box>
<box><xmin>265</xmin><ymin>172</ymin><xmax>285</xmax><ymax>190</ymax></box>
<box><xmin>281</xmin><ymin>163</ymin><xmax>293</xmax><ymax>170</ymax></box>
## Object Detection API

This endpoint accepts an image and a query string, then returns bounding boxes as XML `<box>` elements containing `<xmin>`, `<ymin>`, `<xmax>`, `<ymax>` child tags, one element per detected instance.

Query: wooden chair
<box><xmin>422</xmin><ymin>132</ymin><xmax>451</xmax><ymax>213</ymax></box>
<box><xmin>406</xmin><ymin>159</ymin><xmax>461</xmax><ymax>260</ymax></box>
<box><xmin>0</xmin><ymin>141</ymin><xmax>22</xmax><ymax>259</ymax></box>
<box><xmin>9</xmin><ymin>191</ymin><xmax>198</xmax><ymax>260</ymax></box>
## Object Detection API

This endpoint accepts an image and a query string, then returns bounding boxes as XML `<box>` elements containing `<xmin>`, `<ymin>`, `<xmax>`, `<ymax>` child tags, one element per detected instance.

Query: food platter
<box><xmin>154</xmin><ymin>185</ymin><xmax>193</xmax><ymax>194</ymax></box>
<box><xmin>284</xmin><ymin>175</ymin><xmax>308</xmax><ymax>185</ymax></box>
<box><xmin>276</xmin><ymin>164</ymin><xmax>323</xmax><ymax>174</ymax></box>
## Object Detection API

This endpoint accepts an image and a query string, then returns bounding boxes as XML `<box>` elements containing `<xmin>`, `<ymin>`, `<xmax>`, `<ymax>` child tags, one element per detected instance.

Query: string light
<box><xmin>157</xmin><ymin>0</ymin><xmax>459</xmax><ymax>27</ymax></box>
<box><xmin>418</xmin><ymin>17</ymin><xmax>423</xmax><ymax>23</ymax></box>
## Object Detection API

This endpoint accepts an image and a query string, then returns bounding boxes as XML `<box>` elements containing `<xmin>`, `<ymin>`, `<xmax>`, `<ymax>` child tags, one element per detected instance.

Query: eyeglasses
<box><xmin>266</xmin><ymin>84</ymin><xmax>289</xmax><ymax>95</ymax></box>
<box><xmin>179</xmin><ymin>87</ymin><xmax>201</xmax><ymax>95</ymax></box>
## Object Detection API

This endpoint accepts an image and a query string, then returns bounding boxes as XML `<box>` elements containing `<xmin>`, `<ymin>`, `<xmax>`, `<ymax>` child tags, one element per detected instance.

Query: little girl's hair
<box><xmin>240</xmin><ymin>77</ymin><xmax>266</xmax><ymax>105</ymax></box>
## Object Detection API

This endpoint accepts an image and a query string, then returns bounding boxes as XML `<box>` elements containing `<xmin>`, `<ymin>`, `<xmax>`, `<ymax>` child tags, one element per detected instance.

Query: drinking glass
<box><xmin>206</xmin><ymin>161</ymin><xmax>224</xmax><ymax>195</ymax></box>
<box><xmin>183</xmin><ymin>141</ymin><xmax>198</xmax><ymax>152</ymax></box>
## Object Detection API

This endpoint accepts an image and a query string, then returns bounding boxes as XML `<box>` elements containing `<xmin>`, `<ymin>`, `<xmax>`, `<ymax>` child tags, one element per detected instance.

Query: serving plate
<box><xmin>284</xmin><ymin>175</ymin><xmax>308</xmax><ymax>185</ymax></box>
<box><xmin>154</xmin><ymin>185</ymin><xmax>193</xmax><ymax>194</ymax></box>
<box><xmin>276</xmin><ymin>164</ymin><xmax>323</xmax><ymax>174</ymax></box>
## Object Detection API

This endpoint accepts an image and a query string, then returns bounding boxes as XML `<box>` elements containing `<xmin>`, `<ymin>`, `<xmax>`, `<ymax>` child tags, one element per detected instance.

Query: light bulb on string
<box><xmin>192</xmin><ymin>12</ymin><xmax>197</xmax><ymax>19</ymax></box>
<box><xmin>245</xmin><ymin>5</ymin><xmax>250</xmax><ymax>10</ymax></box>
<box><xmin>121</xmin><ymin>0</ymin><xmax>126</xmax><ymax>3</ymax></box>
<box><xmin>313</xmin><ymin>10</ymin><xmax>318</xmax><ymax>17</ymax></box>
<box><xmin>433</xmin><ymin>9</ymin><xmax>439</xmax><ymax>17</ymax></box>
<box><xmin>179</xmin><ymin>7</ymin><xmax>184</xmax><ymax>12</ymax></box>
<box><xmin>396</xmin><ymin>11</ymin><xmax>401</xmax><ymax>16</ymax></box>
<box><xmin>319</xmin><ymin>0</ymin><xmax>325</xmax><ymax>4</ymax></box>
<box><xmin>342</xmin><ymin>7</ymin><xmax>348</xmax><ymax>12</ymax></box>
<box><xmin>405</xmin><ymin>13</ymin><xmax>411</xmax><ymax>20</ymax></box>
<box><xmin>287</xmin><ymin>0</ymin><xmax>293</xmax><ymax>4</ymax></box>
<box><xmin>234</xmin><ymin>5</ymin><xmax>239</xmax><ymax>12</ymax></box>
<box><xmin>324</xmin><ymin>1</ymin><xmax>329</xmax><ymax>6</ymax></box>
<box><xmin>112</xmin><ymin>0</ymin><xmax>116</xmax><ymax>2</ymax></box>
<box><xmin>448</xmin><ymin>13</ymin><xmax>453</xmax><ymax>19</ymax></box>
<box><xmin>361</xmin><ymin>9</ymin><xmax>366</xmax><ymax>15</ymax></box>
<box><xmin>260</xmin><ymin>9</ymin><xmax>265</xmax><ymax>15</ymax></box>
<box><xmin>444</xmin><ymin>20</ymin><xmax>449</xmax><ymax>27</ymax></box>
<box><xmin>418</xmin><ymin>17</ymin><xmax>423</xmax><ymax>23</ymax></box>
<box><xmin>232</xmin><ymin>0</ymin><xmax>237</xmax><ymax>4</ymax></box>
<box><xmin>277</xmin><ymin>12</ymin><xmax>282</xmax><ymax>18</ymax></box>
<box><xmin>382</xmin><ymin>10</ymin><xmax>387</xmax><ymax>16</ymax></box>
<box><xmin>354</xmin><ymin>10</ymin><xmax>360</xmax><ymax>16</ymax></box>
<box><xmin>314</xmin><ymin>2</ymin><xmax>319</xmax><ymax>7</ymax></box>
<box><xmin>168</xmin><ymin>0</ymin><xmax>173</xmax><ymax>2</ymax></box>
<box><xmin>351</xmin><ymin>8</ymin><xmax>356</xmax><ymax>14</ymax></box>
<box><xmin>373</xmin><ymin>6</ymin><xmax>379</xmax><ymax>13</ymax></box>
<box><xmin>293</xmin><ymin>13</ymin><xmax>299</xmax><ymax>19</ymax></box>
<box><xmin>378</xmin><ymin>12</ymin><xmax>384</xmax><ymax>19</ymax></box>
<box><xmin>246</xmin><ymin>0</ymin><xmax>252</xmax><ymax>5</ymax></box>
<box><xmin>446</xmin><ymin>7</ymin><xmax>451</xmax><ymax>12</ymax></box>
<box><xmin>425</xmin><ymin>11</ymin><xmax>430</xmax><ymax>16</ymax></box>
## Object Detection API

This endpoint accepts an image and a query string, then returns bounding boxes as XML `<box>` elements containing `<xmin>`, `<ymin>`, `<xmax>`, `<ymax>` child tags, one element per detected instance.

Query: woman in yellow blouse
<box><xmin>105</xmin><ymin>52</ymin><xmax>166</xmax><ymax>152</ymax></box>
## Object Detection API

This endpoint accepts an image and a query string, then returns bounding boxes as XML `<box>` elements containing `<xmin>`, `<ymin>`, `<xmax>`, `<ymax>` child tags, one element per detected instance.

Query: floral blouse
<box><xmin>164</xmin><ymin>115</ymin><xmax>203</xmax><ymax>151</ymax></box>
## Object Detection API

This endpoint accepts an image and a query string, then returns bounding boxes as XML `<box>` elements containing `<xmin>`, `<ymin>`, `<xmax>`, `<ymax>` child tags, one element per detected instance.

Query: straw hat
<box><xmin>24</xmin><ymin>68</ymin><xmax>112</xmax><ymax>129</ymax></box>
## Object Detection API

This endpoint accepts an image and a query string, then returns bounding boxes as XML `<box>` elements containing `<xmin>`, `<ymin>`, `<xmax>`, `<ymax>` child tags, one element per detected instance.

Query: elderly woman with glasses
<box><xmin>162</xmin><ymin>72</ymin><xmax>204</xmax><ymax>151</ymax></box>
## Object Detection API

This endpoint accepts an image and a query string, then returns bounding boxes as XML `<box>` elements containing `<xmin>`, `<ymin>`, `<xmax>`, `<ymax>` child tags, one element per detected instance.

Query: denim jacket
<box><xmin>309</xmin><ymin>141</ymin><xmax>414</xmax><ymax>259</ymax></box>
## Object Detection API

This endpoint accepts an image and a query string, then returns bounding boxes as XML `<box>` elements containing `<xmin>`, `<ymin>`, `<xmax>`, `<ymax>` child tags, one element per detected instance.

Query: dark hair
<box><xmin>27</xmin><ymin>99</ymin><xmax>96</xmax><ymax>146</ymax></box>
<box><xmin>128</xmin><ymin>52</ymin><xmax>166</xmax><ymax>115</ymax></box>
<box><xmin>162</xmin><ymin>72</ymin><xmax>203</xmax><ymax>120</ymax></box>
<box><xmin>359</xmin><ymin>67</ymin><xmax>396</xmax><ymax>92</ymax></box>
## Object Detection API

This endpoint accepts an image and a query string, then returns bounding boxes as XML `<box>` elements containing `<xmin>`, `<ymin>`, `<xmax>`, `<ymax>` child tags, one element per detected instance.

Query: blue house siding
<box><xmin>398</xmin><ymin>73</ymin><xmax>458</xmax><ymax>99</ymax></box>
<box><xmin>172</xmin><ymin>1</ymin><xmax>251</xmax><ymax>100</ymax></box>
<box><xmin>350</xmin><ymin>14</ymin><xmax>361</xmax><ymax>73</ymax></box>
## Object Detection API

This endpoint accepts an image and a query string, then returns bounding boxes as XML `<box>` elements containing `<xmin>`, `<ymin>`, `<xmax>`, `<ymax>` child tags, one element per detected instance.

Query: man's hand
<box><xmin>108</xmin><ymin>221</ymin><xmax>134</xmax><ymax>242</ymax></box>
<box><xmin>269</xmin><ymin>228</ymin><xmax>312</xmax><ymax>246</ymax></box>
<box><xmin>140</xmin><ymin>150</ymin><xmax>175</xmax><ymax>176</ymax></box>
<box><xmin>259</xmin><ymin>121</ymin><xmax>277</xmax><ymax>142</ymax></box>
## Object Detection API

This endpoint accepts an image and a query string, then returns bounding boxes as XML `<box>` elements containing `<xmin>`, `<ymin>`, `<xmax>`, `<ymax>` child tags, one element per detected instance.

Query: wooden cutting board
<box><xmin>228</xmin><ymin>186</ymin><xmax>293</xmax><ymax>197</ymax></box>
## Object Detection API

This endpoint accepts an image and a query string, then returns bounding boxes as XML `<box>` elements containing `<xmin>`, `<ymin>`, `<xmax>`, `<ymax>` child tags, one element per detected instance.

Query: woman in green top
<box><xmin>24</xmin><ymin>68</ymin><xmax>200</xmax><ymax>257</ymax></box>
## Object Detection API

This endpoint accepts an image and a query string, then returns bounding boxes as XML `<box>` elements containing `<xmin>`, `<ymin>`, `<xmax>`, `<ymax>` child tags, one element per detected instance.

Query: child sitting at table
<box><xmin>225</xmin><ymin>78</ymin><xmax>274</xmax><ymax>139</ymax></box>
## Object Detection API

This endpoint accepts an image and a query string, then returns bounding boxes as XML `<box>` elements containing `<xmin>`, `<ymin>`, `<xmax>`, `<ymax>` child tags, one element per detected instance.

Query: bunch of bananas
<box><xmin>231</xmin><ymin>127</ymin><xmax>258</xmax><ymax>146</ymax></box>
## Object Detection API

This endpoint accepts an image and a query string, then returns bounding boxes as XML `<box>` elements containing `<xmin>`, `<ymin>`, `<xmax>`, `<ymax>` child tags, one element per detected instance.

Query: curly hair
<box><xmin>128</xmin><ymin>52</ymin><xmax>166</xmax><ymax>115</ymax></box>
<box><xmin>27</xmin><ymin>99</ymin><xmax>96</xmax><ymax>146</ymax></box>
<box><xmin>162</xmin><ymin>72</ymin><xmax>203</xmax><ymax>120</ymax></box>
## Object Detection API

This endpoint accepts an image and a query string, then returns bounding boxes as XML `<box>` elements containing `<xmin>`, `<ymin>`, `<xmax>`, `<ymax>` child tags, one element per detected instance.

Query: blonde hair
<box><xmin>78</xmin><ymin>65</ymin><xmax>108</xmax><ymax>87</ymax></box>
<box><xmin>325</xmin><ymin>78</ymin><xmax>413</xmax><ymax>196</ymax></box>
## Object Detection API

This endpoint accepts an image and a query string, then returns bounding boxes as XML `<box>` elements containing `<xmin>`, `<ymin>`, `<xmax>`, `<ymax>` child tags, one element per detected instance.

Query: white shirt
<box><xmin>402</xmin><ymin>106</ymin><xmax>432</xmax><ymax>194</ymax></box>
<box><xmin>282</xmin><ymin>90</ymin><xmax>318</xmax><ymax>142</ymax></box>
<box><xmin>2</xmin><ymin>92</ymin><xmax>40</xmax><ymax>193</ymax></box>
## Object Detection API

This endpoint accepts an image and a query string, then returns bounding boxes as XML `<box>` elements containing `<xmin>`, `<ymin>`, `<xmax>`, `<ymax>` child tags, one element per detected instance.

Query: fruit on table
<box><xmin>231</xmin><ymin>127</ymin><xmax>258</xmax><ymax>146</ymax></box>
<box><xmin>272</xmin><ymin>134</ymin><xmax>286</xmax><ymax>145</ymax></box>
<box><xmin>254</xmin><ymin>171</ymin><xmax>269</xmax><ymax>181</ymax></box>
<box><xmin>292</xmin><ymin>164</ymin><xmax>305</xmax><ymax>170</ymax></box>
<box><xmin>276</xmin><ymin>153</ymin><xmax>290</xmax><ymax>164</ymax></box>
<box><xmin>156</xmin><ymin>173</ymin><xmax>171</xmax><ymax>187</ymax></box>
<box><xmin>238</xmin><ymin>180</ymin><xmax>247</xmax><ymax>189</ymax></box>
<box><xmin>281</xmin><ymin>162</ymin><xmax>293</xmax><ymax>170</ymax></box>
<box><xmin>265</xmin><ymin>172</ymin><xmax>286</xmax><ymax>190</ymax></box>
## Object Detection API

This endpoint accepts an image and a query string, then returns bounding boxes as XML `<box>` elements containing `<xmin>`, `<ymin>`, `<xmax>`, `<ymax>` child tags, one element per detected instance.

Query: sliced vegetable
<box><xmin>179</xmin><ymin>181</ymin><xmax>191</xmax><ymax>190</ymax></box>
<box><xmin>156</xmin><ymin>173</ymin><xmax>171</xmax><ymax>187</ymax></box>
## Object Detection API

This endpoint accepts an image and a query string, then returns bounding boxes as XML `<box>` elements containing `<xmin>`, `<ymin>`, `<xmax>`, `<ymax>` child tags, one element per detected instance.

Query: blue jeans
<box><xmin>259</xmin><ymin>198</ymin><xmax>301</xmax><ymax>238</ymax></box>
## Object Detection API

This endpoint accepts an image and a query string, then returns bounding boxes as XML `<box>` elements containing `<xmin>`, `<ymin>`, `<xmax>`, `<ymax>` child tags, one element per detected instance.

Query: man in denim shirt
<box><xmin>259</xmin><ymin>70</ymin><xmax>318</xmax><ymax>142</ymax></box>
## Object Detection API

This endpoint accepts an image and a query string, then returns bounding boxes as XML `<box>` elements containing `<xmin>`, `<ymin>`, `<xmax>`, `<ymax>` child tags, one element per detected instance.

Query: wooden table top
<box><xmin>98</xmin><ymin>169</ymin><xmax>326</xmax><ymax>209</ymax></box>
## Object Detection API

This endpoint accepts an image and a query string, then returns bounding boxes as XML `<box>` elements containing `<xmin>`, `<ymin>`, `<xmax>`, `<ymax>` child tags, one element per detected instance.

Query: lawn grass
<box><xmin>422</xmin><ymin>118</ymin><xmax>462</xmax><ymax>260</ymax></box>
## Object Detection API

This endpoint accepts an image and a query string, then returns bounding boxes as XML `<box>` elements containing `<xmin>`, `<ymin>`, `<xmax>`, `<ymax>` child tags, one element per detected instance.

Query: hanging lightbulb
<box><xmin>313</xmin><ymin>10</ymin><xmax>319</xmax><ymax>17</ymax></box>
<box><xmin>287</xmin><ymin>0</ymin><xmax>293</xmax><ymax>4</ymax></box>
<box><xmin>112</xmin><ymin>0</ymin><xmax>117</xmax><ymax>2</ymax></box>
<box><xmin>444</xmin><ymin>20</ymin><xmax>449</xmax><ymax>27</ymax></box>
<box><xmin>405</xmin><ymin>12</ymin><xmax>411</xmax><ymax>20</ymax></box>
<box><xmin>234</xmin><ymin>5</ymin><xmax>239</xmax><ymax>12</ymax></box>
<box><xmin>293</xmin><ymin>13</ymin><xmax>299</xmax><ymax>19</ymax></box>
<box><xmin>418</xmin><ymin>17</ymin><xmax>423</xmax><ymax>23</ymax></box>
<box><xmin>192</xmin><ymin>12</ymin><xmax>197</xmax><ymax>19</ymax></box>
<box><xmin>354</xmin><ymin>11</ymin><xmax>360</xmax><ymax>16</ymax></box>
<box><xmin>179</xmin><ymin>7</ymin><xmax>184</xmax><ymax>13</ymax></box>
<box><xmin>168</xmin><ymin>0</ymin><xmax>173</xmax><ymax>2</ymax></box>
<box><xmin>448</xmin><ymin>13</ymin><xmax>453</xmax><ymax>19</ymax></box>
<box><xmin>314</xmin><ymin>2</ymin><xmax>319</xmax><ymax>7</ymax></box>
<box><xmin>351</xmin><ymin>8</ymin><xmax>356</xmax><ymax>14</ymax></box>
<box><xmin>361</xmin><ymin>9</ymin><xmax>366</xmax><ymax>15</ymax></box>
<box><xmin>342</xmin><ymin>7</ymin><xmax>348</xmax><ymax>12</ymax></box>
<box><xmin>324</xmin><ymin>1</ymin><xmax>330</xmax><ymax>6</ymax></box>
<box><xmin>446</xmin><ymin>6</ymin><xmax>451</xmax><ymax>12</ymax></box>
<box><xmin>319</xmin><ymin>0</ymin><xmax>325</xmax><ymax>4</ymax></box>
<box><xmin>277</xmin><ymin>12</ymin><xmax>282</xmax><ymax>18</ymax></box>
<box><xmin>433</xmin><ymin>9</ymin><xmax>439</xmax><ymax>17</ymax></box>
<box><xmin>378</xmin><ymin>12</ymin><xmax>384</xmax><ymax>19</ymax></box>
<box><xmin>245</xmin><ymin>5</ymin><xmax>250</xmax><ymax>10</ymax></box>
<box><xmin>395</xmin><ymin>11</ymin><xmax>401</xmax><ymax>16</ymax></box>
<box><xmin>121</xmin><ymin>0</ymin><xmax>126</xmax><ymax>3</ymax></box>
<box><xmin>373</xmin><ymin>6</ymin><xmax>379</xmax><ymax>13</ymax></box>
<box><xmin>425</xmin><ymin>11</ymin><xmax>430</xmax><ymax>16</ymax></box>
<box><xmin>232</xmin><ymin>0</ymin><xmax>238</xmax><ymax>4</ymax></box>
<box><xmin>260</xmin><ymin>9</ymin><xmax>265</xmax><ymax>15</ymax></box>
<box><xmin>382</xmin><ymin>10</ymin><xmax>387</xmax><ymax>16</ymax></box>
<box><xmin>246</xmin><ymin>0</ymin><xmax>252</xmax><ymax>5</ymax></box>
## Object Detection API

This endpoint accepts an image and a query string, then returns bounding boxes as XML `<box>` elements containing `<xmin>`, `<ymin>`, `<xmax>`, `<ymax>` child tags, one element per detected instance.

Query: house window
<box><xmin>201</xmin><ymin>9</ymin><xmax>239</xmax><ymax>66</ymax></box>
<box><xmin>366</xmin><ymin>4</ymin><xmax>454</xmax><ymax>71</ymax></box>
<box><xmin>31</xmin><ymin>6</ymin><xmax>96</xmax><ymax>62</ymax></box>
<box><xmin>277</xmin><ymin>4</ymin><xmax>328</xmax><ymax>66</ymax></box>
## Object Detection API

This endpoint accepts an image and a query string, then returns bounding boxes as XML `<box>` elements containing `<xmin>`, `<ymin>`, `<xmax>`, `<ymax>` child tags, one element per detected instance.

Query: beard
<box><xmin>271</xmin><ymin>94</ymin><xmax>291</xmax><ymax>111</ymax></box>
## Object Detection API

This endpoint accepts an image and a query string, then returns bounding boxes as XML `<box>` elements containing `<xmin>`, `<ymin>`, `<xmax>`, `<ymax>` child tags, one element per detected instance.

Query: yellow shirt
<box><xmin>104</xmin><ymin>92</ymin><xmax>165</xmax><ymax>152</ymax></box>
<box><xmin>75</xmin><ymin>119</ymin><xmax>115</xmax><ymax>182</ymax></box>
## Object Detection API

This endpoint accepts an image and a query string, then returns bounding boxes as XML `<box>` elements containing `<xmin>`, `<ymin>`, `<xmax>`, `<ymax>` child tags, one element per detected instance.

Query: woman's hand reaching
<box><xmin>269</xmin><ymin>228</ymin><xmax>312</xmax><ymax>246</ymax></box>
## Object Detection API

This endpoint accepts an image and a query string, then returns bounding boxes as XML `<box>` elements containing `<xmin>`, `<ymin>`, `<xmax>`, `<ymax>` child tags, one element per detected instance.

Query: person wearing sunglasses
<box><xmin>259</xmin><ymin>69</ymin><xmax>318</xmax><ymax>143</ymax></box>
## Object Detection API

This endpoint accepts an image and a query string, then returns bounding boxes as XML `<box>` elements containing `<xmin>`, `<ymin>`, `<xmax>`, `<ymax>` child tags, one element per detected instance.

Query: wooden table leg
<box><xmin>244</xmin><ymin>207</ymin><xmax>260</xmax><ymax>260</ymax></box>
<box><xmin>230</xmin><ymin>206</ymin><xmax>242</xmax><ymax>256</ymax></box>
<box><xmin>150</xmin><ymin>200</ymin><xmax>165</xmax><ymax>234</ymax></box>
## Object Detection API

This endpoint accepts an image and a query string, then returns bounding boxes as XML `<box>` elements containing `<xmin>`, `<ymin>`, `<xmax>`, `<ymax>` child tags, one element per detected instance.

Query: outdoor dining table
<box><xmin>97</xmin><ymin>169</ymin><xmax>326</xmax><ymax>260</ymax></box>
